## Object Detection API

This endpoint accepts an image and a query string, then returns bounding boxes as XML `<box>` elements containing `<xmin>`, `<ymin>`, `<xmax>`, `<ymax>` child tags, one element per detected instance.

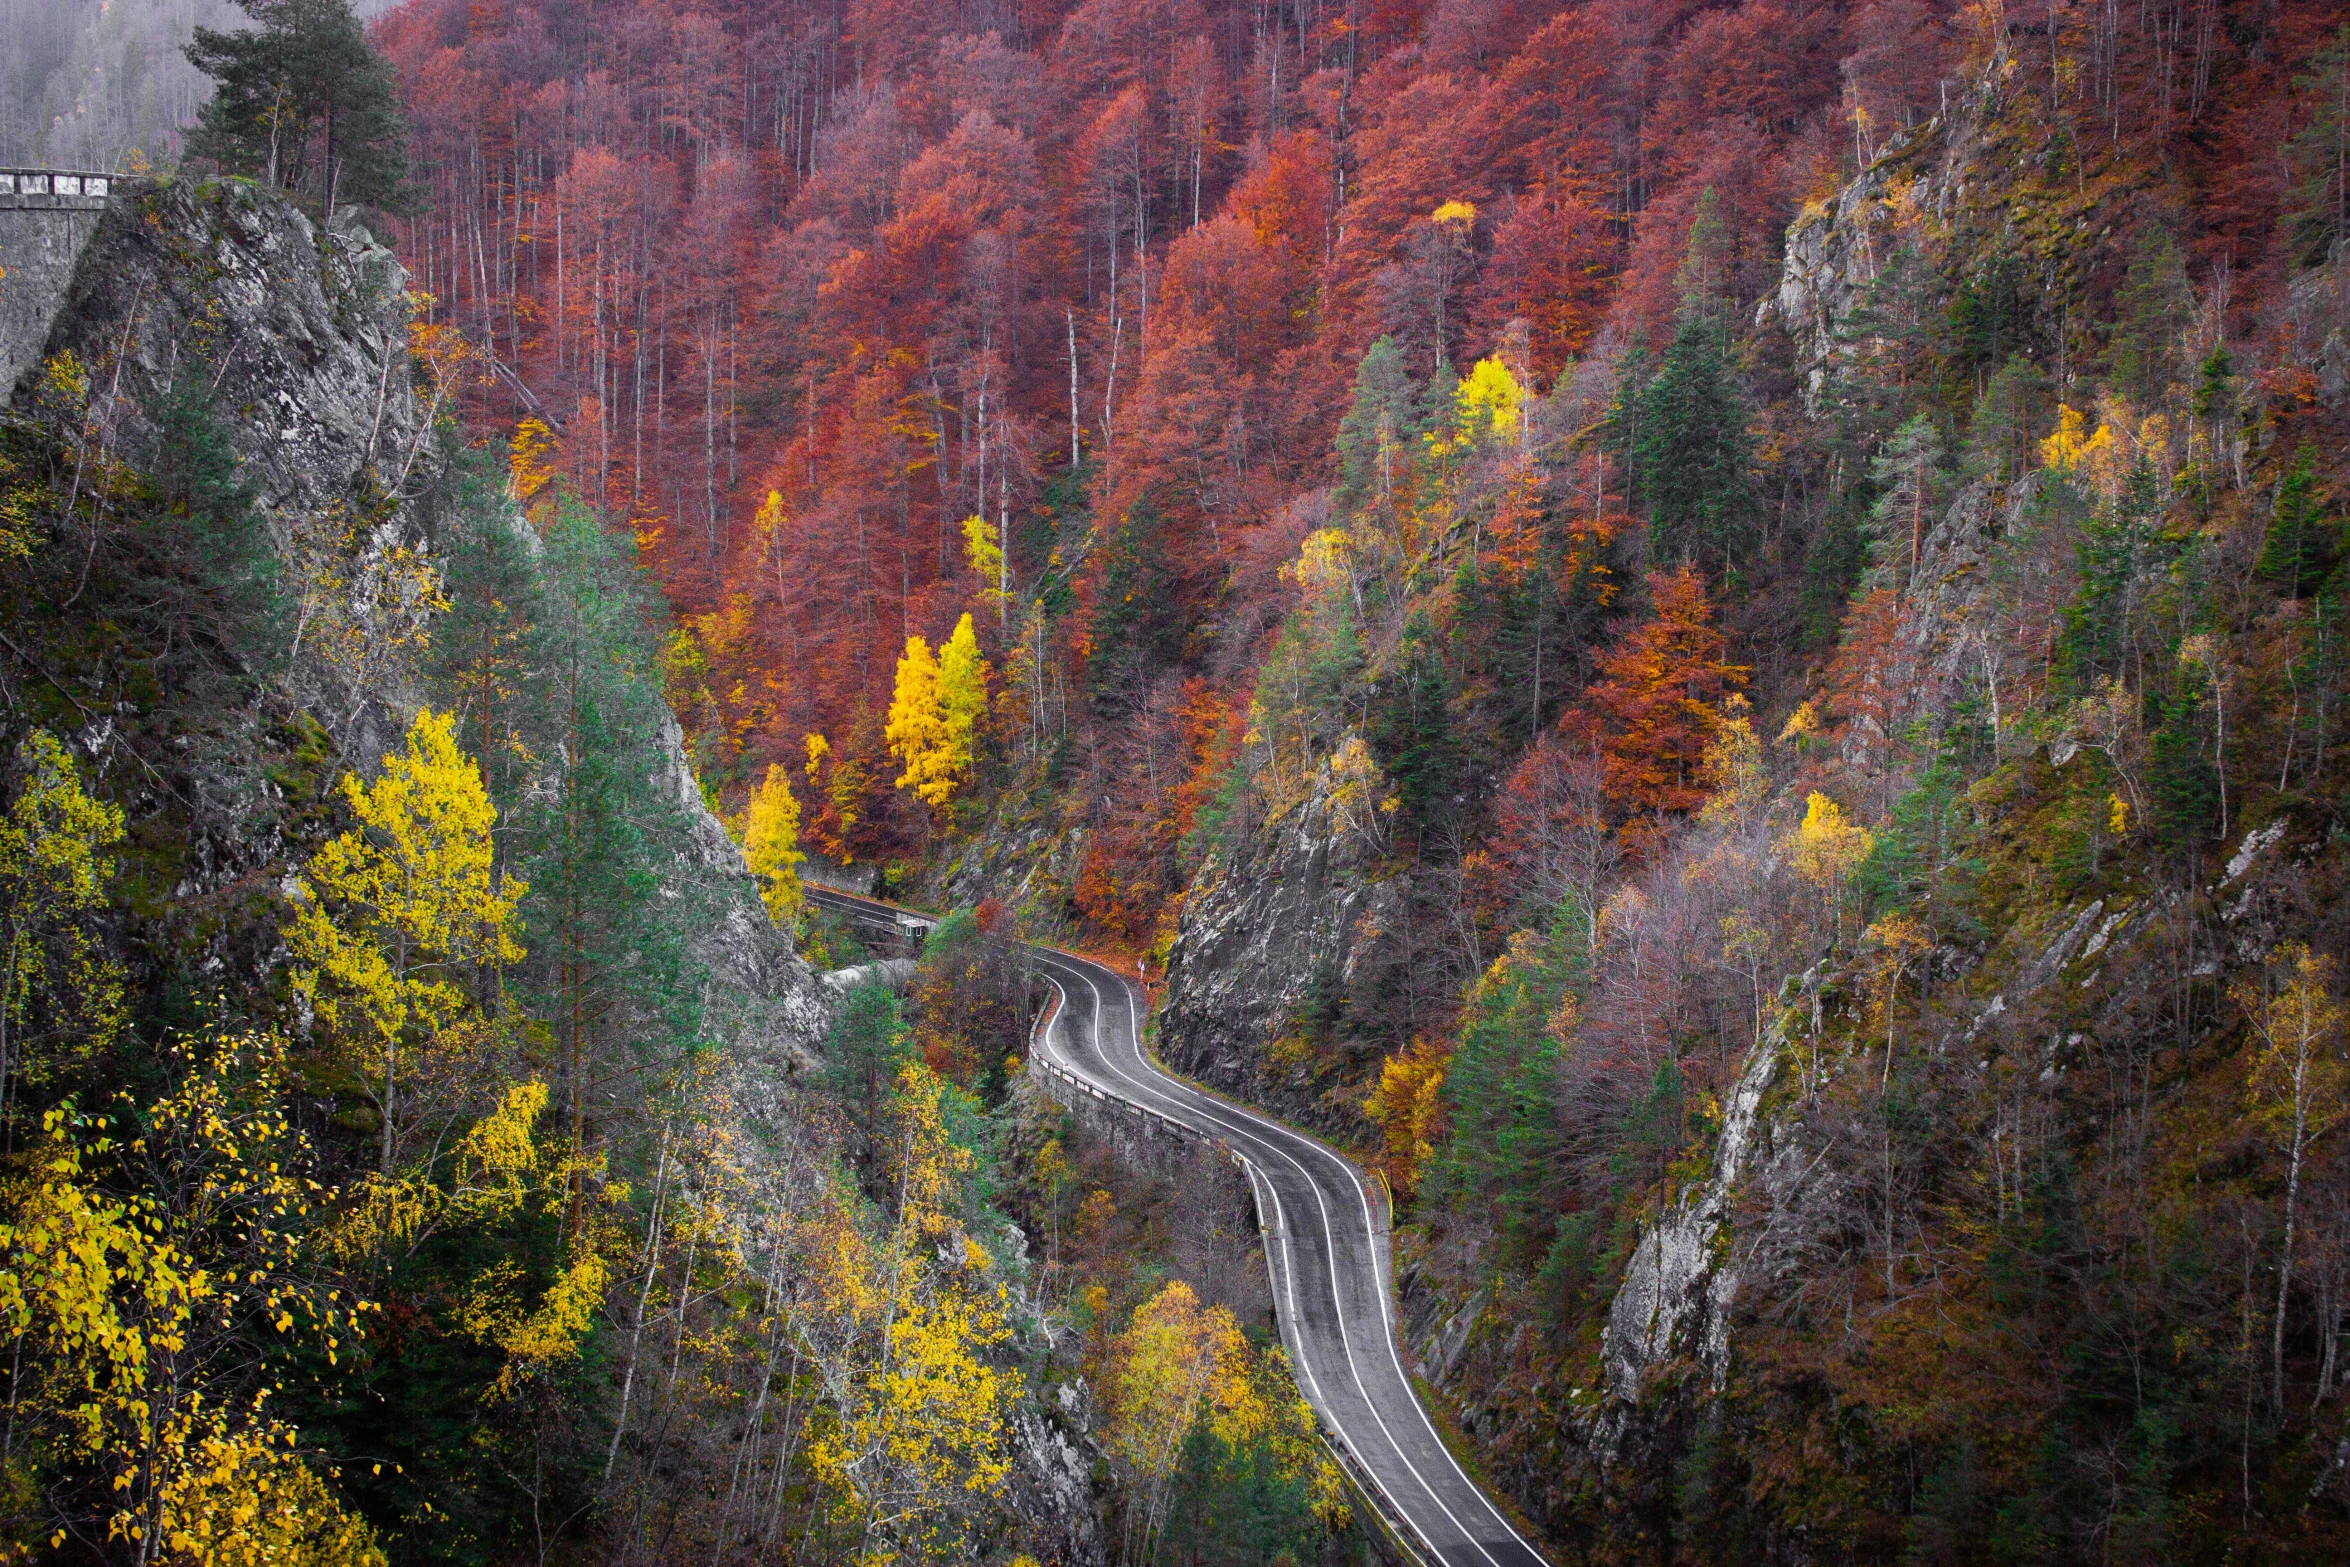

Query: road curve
<box><xmin>806</xmin><ymin>886</ymin><xmax>1546</xmax><ymax>1567</ymax></box>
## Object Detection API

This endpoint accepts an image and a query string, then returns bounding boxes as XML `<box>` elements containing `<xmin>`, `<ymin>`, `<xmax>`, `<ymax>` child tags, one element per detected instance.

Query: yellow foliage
<box><xmin>463</xmin><ymin>1246</ymin><xmax>612</xmax><ymax>1397</ymax></box>
<box><xmin>808</xmin><ymin>1272</ymin><xmax>1014</xmax><ymax>1553</ymax></box>
<box><xmin>0</xmin><ymin>1032</ymin><xmax>375</xmax><ymax>1555</ymax></box>
<box><xmin>509</xmin><ymin>418</ymin><xmax>557</xmax><ymax>503</ymax></box>
<box><xmin>287</xmin><ymin>710</ymin><xmax>524</xmax><ymax>1175</ymax></box>
<box><xmin>1777</xmin><ymin>698</ymin><xmax>1821</xmax><ymax>745</ymax></box>
<box><xmin>1326</xmin><ymin>731</ymin><xmax>1390</xmax><ymax>849</ymax></box>
<box><xmin>1697</xmin><ymin>697</ymin><xmax>1768</xmax><ymax>830</ymax></box>
<box><xmin>1454</xmin><ymin>353</ymin><xmax>1525</xmax><ymax>445</ymax></box>
<box><xmin>752</xmin><ymin>486</ymin><xmax>788</xmax><ymax>544</ymax></box>
<box><xmin>938</xmin><ymin>612</ymin><xmax>991</xmax><ymax>782</ymax></box>
<box><xmin>2</xmin><ymin>730</ymin><xmax>128</xmax><ymax>1094</ymax></box>
<box><xmin>148</xmin><ymin>1401</ymin><xmax>384</xmax><ymax>1567</ymax></box>
<box><xmin>1106</xmin><ymin>1281</ymin><xmax>1249</xmax><ymax>1493</ymax></box>
<box><xmin>0</xmin><ymin>1125</ymin><xmax>197</xmax><ymax>1456</ymax></box>
<box><xmin>886</xmin><ymin>635</ymin><xmax>955</xmax><ymax>809</ymax></box>
<box><xmin>806</xmin><ymin>1064</ymin><xmax>1015</xmax><ymax>1556</ymax></box>
<box><xmin>2108</xmin><ymin>792</ymin><xmax>2130</xmax><ymax>835</ymax></box>
<box><xmin>1787</xmin><ymin>791</ymin><xmax>1875</xmax><ymax>891</ymax></box>
<box><xmin>961</xmin><ymin>514</ymin><xmax>1007</xmax><ymax>618</ymax></box>
<box><xmin>452</xmin><ymin>1080</ymin><xmax>547</xmax><ymax>1224</ymax></box>
<box><xmin>2038</xmin><ymin>404</ymin><xmax>2108</xmax><ymax>474</ymax></box>
<box><xmin>885</xmin><ymin>1063</ymin><xmax>974</xmax><ymax>1237</ymax></box>
<box><xmin>1363</xmin><ymin>1038</ymin><xmax>1449</xmax><ymax>1193</ymax></box>
<box><xmin>1284</xmin><ymin>527</ymin><xmax>1356</xmax><ymax>600</ymax></box>
<box><xmin>2235</xmin><ymin>944</ymin><xmax>2348</xmax><ymax>1142</ymax></box>
<box><xmin>1105</xmin><ymin>1282</ymin><xmax>1348</xmax><ymax>1550</ymax></box>
<box><xmin>1430</xmin><ymin>200</ymin><xmax>1477</xmax><ymax>225</ymax></box>
<box><xmin>744</xmin><ymin>763</ymin><xmax>808</xmax><ymax>925</ymax></box>
<box><xmin>889</xmin><ymin>619</ymin><xmax>989</xmax><ymax>812</ymax></box>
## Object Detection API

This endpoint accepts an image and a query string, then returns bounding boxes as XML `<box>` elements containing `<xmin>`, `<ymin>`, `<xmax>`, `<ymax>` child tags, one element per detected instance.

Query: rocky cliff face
<box><xmin>1159</xmin><ymin>750</ymin><xmax>1399</xmax><ymax>1136</ymax></box>
<box><xmin>28</xmin><ymin>176</ymin><xmax>834</xmax><ymax>1074</ymax></box>
<box><xmin>17</xmin><ymin>176</ymin><xmax>1109</xmax><ymax>1557</ymax></box>
<box><xmin>1766</xmin><ymin>44</ymin><xmax>2166</xmax><ymax>413</ymax></box>
<box><xmin>48</xmin><ymin>179</ymin><xmax>428</xmax><ymax>523</ymax></box>
<box><xmin>16</xmin><ymin>173</ymin><xmax>840</xmax><ymax>1160</ymax></box>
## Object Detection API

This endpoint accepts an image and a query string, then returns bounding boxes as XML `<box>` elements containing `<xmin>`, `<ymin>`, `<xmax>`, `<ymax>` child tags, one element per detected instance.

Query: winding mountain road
<box><xmin>806</xmin><ymin>886</ymin><xmax>1546</xmax><ymax>1567</ymax></box>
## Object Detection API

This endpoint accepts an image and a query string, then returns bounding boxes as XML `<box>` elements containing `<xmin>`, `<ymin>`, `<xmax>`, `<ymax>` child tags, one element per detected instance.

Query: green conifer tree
<box><xmin>1632</xmin><ymin>318</ymin><xmax>1753</xmax><ymax>565</ymax></box>
<box><xmin>2257</xmin><ymin>447</ymin><xmax>2335</xmax><ymax>598</ymax></box>
<box><xmin>187</xmin><ymin>0</ymin><xmax>411</xmax><ymax>212</ymax></box>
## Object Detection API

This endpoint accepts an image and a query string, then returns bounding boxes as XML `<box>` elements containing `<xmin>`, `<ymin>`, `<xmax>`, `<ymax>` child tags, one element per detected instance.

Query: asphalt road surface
<box><xmin>806</xmin><ymin>886</ymin><xmax>1547</xmax><ymax>1567</ymax></box>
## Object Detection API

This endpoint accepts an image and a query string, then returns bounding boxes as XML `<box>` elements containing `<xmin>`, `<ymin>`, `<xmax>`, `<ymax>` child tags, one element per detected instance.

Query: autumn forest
<box><xmin>3</xmin><ymin>0</ymin><xmax>2350</xmax><ymax>1559</ymax></box>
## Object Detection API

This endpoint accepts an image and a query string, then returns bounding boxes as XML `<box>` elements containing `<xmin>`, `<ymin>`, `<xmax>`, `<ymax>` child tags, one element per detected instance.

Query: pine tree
<box><xmin>514</xmin><ymin>495</ymin><xmax>705</xmax><ymax>1197</ymax></box>
<box><xmin>432</xmin><ymin>448</ymin><xmax>543</xmax><ymax>806</ymax></box>
<box><xmin>1366</xmin><ymin>609</ymin><xmax>1461</xmax><ymax>837</ymax></box>
<box><xmin>186</xmin><ymin>0</ymin><xmax>410</xmax><ymax>212</ymax></box>
<box><xmin>2286</xmin><ymin>25</ymin><xmax>2350</xmax><ymax>267</ymax></box>
<box><xmin>2256</xmin><ymin>446</ymin><xmax>2333</xmax><ymax>597</ymax></box>
<box><xmin>1333</xmin><ymin>337</ymin><xmax>1425</xmax><ymax>521</ymax></box>
<box><xmin>1960</xmin><ymin>356</ymin><xmax>2047</xmax><ymax>487</ymax></box>
<box><xmin>2107</xmin><ymin>229</ymin><xmax>2193</xmax><ymax>405</ymax></box>
<box><xmin>1867</xmin><ymin>414</ymin><xmax>1949</xmax><ymax>591</ymax></box>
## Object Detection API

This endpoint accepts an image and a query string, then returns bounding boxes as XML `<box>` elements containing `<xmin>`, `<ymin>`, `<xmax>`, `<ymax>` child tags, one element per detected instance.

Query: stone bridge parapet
<box><xmin>0</xmin><ymin>169</ymin><xmax>117</xmax><ymax>210</ymax></box>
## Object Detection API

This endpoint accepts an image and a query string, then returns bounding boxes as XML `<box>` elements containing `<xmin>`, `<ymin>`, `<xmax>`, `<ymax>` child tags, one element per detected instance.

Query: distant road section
<box><xmin>807</xmin><ymin>886</ymin><xmax>1547</xmax><ymax>1567</ymax></box>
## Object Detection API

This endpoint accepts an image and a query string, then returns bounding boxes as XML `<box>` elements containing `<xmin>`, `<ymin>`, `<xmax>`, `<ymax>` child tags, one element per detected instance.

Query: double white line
<box><xmin>1027</xmin><ymin>947</ymin><xmax>1543</xmax><ymax>1567</ymax></box>
<box><xmin>807</xmin><ymin>888</ymin><xmax>1543</xmax><ymax>1567</ymax></box>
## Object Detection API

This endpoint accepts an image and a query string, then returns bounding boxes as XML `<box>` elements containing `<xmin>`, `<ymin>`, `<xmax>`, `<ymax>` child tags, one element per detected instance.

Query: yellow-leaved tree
<box><xmin>287</xmin><ymin>709</ymin><xmax>525</xmax><ymax>1178</ymax></box>
<box><xmin>1105</xmin><ymin>1280</ymin><xmax>1348</xmax><ymax>1561</ymax></box>
<box><xmin>2233</xmin><ymin>943</ymin><xmax>2347</xmax><ymax>1416</ymax></box>
<box><xmin>808</xmin><ymin>1063</ymin><xmax>1015</xmax><ymax>1561</ymax></box>
<box><xmin>1107</xmin><ymin>1280</ymin><xmax>1249</xmax><ymax>1562</ymax></box>
<box><xmin>960</xmin><ymin>514</ymin><xmax>1007</xmax><ymax>627</ymax></box>
<box><xmin>743</xmin><ymin>763</ymin><xmax>807</xmax><ymax>925</ymax></box>
<box><xmin>509</xmin><ymin>417</ymin><xmax>557</xmax><ymax>505</ymax></box>
<box><xmin>887</xmin><ymin>635</ymin><xmax>953</xmax><ymax>809</ymax></box>
<box><xmin>0</xmin><ymin>730</ymin><xmax>127</xmax><ymax>1138</ymax></box>
<box><xmin>1363</xmin><ymin>1036</ymin><xmax>1448</xmax><ymax>1194</ymax></box>
<box><xmin>1454</xmin><ymin>353</ymin><xmax>1526</xmax><ymax>447</ymax></box>
<box><xmin>1786</xmin><ymin>791</ymin><xmax>1873</xmax><ymax>941</ymax></box>
<box><xmin>888</xmin><ymin>619</ymin><xmax>991</xmax><ymax>813</ymax></box>
<box><xmin>938</xmin><ymin>613</ymin><xmax>991</xmax><ymax>790</ymax></box>
<box><xmin>451</xmin><ymin>1087</ymin><xmax>611</xmax><ymax>1400</ymax></box>
<box><xmin>0</xmin><ymin>1029</ymin><xmax>379</xmax><ymax>1562</ymax></box>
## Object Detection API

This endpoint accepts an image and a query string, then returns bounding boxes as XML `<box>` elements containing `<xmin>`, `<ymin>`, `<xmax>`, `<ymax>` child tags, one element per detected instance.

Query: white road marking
<box><xmin>809</xmin><ymin>888</ymin><xmax>1543</xmax><ymax>1566</ymax></box>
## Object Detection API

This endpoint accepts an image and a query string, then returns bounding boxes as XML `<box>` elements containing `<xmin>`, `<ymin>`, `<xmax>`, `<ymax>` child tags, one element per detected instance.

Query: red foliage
<box><xmin>371</xmin><ymin>0</ymin><xmax>2347</xmax><ymax>904</ymax></box>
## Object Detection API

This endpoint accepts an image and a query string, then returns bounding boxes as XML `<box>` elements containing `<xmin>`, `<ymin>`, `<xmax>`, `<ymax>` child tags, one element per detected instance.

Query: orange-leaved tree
<box><xmin>1560</xmin><ymin>566</ymin><xmax>1748</xmax><ymax>838</ymax></box>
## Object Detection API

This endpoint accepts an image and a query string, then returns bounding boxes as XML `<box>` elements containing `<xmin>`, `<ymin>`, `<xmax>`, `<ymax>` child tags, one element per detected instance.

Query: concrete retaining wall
<box><xmin>0</xmin><ymin>170</ymin><xmax>118</xmax><ymax>398</ymax></box>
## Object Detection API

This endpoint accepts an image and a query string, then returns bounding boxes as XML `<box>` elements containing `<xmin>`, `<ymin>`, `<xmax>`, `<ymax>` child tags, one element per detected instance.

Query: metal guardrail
<box><xmin>1032</xmin><ymin>1048</ymin><xmax>1440</xmax><ymax>1566</ymax></box>
<box><xmin>881</xmin><ymin>893</ymin><xmax>1453</xmax><ymax>1567</ymax></box>
<box><xmin>1029</xmin><ymin>1053</ymin><xmax>1220</xmax><ymax>1147</ymax></box>
<box><xmin>1321</xmin><ymin>1431</ymin><xmax>1441</xmax><ymax>1567</ymax></box>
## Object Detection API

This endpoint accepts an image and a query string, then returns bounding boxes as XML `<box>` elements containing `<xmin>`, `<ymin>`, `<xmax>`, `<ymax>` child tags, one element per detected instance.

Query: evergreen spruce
<box><xmin>1632</xmin><ymin>316</ymin><xmax>1753</xmax><ymax>565</ymax></box>
<box><xmin>2256</xmin><ymin>446</ymin><xmax>2335</xmax><ymax>598</ymax></box>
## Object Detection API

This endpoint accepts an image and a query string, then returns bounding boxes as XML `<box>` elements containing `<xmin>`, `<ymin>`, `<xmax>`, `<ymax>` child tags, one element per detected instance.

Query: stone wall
<box><xmin>0</xmin><ymin>171</ymin><xmax>114</xmax><ymax>397</ymax></box>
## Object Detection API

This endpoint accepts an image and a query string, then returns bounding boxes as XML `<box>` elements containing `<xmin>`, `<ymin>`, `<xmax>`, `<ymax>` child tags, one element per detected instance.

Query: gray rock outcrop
<box><xmin>1159</xmin><ymin>749</ymin><xmax>1395</xmax><ymax>1132</ymax></box>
